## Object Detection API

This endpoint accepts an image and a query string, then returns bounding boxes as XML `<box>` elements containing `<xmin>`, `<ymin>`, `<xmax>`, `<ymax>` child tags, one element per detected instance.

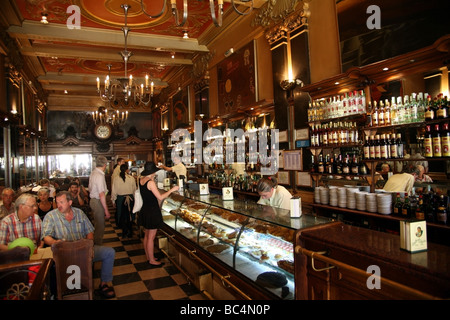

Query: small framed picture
<box><xmin>296</xmin><ymin>171</ymin><xmax>312</xmax><ymax>187</ymax></box>
<box><xmin>277</xmin><ymin>171</ymin><xmax>290</xmax><ymax>185</ymax></box>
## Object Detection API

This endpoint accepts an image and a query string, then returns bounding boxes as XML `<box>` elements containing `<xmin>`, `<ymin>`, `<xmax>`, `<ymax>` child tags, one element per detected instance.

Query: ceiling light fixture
<box><xmin>96</xmin><ymin>4</ymin><xmax>153</xmax><ymax>110</ymax></box>
<box><xmin>183</xmin><ymin>31</ymin><xmax>189</xmax><ymax>39</ymax></box>
<box><xmin>92</xmin><ymin>106</ymin><xmax>128</xmax><ymax>127</ymax></box>
<box><xmin>140</xmin><ymin>0</ymin><xmax>254</xmax><ymax>27</ymax></box>
<box><xmin>40</xmin><ymin>13</ymin><xmax>48</xmax><ymax>24</ymax></box>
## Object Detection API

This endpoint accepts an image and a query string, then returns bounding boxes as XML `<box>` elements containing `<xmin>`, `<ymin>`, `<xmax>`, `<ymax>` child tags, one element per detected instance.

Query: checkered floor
<box><xmin>92</xmin><ymin>217</ymin><xmax>206</xmax><ymax>300</ymax></box>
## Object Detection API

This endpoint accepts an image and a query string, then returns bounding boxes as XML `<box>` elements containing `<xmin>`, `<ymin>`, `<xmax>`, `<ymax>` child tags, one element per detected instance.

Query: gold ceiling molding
<box><xmin>252</xmin><ymin>0</ymin><xmax>305</xmax><ymax>28</ymax></box>
<box><xmin>264</xmin><ymin>1</ymin><xmax>310</xmax><ymax>46</ymax></box>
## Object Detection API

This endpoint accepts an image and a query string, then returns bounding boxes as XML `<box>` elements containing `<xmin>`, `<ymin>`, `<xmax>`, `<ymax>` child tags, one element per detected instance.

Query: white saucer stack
<box><xmin>320</xmin><ymin>187</ymin><xmax>330</xmax><ymax>205</ymax></box>
<box><xmin>376</xmin><ymin>193</ymin><xmax>393</xmax><ymax>215</ymax></box>
<box><xmin>366</xmin><ymin>193</ymin><xmax>378</xmax><ymax>212</ymax></box>
<box><xmin>346</xmin><ymin>188</ymin><xmax>359</xmax><ymax>210</ymax></box>
<box><xmin>329</xmin><ymin>186</ymin><xmax>338</xmax><ymax>207</ymax></box>
<box><xmin>355</xmin><ymin>191</ymin><xmax>368</xmax><ymax>211</ymax></box>
<box><xmin>338</xmin><ymin>187</ymin><xmax>347</xmax><ymax>208</ymax></box>
<box><xmin>314</xmin><ymin>187</ymin><xmax>322</xmax><ymax>204</ymax></box>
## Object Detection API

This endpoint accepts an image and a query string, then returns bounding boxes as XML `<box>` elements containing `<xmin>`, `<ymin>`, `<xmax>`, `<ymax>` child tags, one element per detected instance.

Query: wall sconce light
<box><xmin>40</xmin><ymin>13</ymin><xmax>49</xmax><ymax>24</ymax></box>
<box><xmin>280</xmin><ymin>79</ymin><xmax>303</xmax><ymax>91</ymax></box>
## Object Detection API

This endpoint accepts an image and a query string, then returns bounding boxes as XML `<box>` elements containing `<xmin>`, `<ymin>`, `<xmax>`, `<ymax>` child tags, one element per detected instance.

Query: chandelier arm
<box><xmin>210</xmin><ymin>0</ymin><xmax>223</xmax><ymax>27</ymax></box>
<box><xmin>140</xmin><ymin>0</ymin><xmax>166</xmax><ymax>18</ymax></box>
<box><xmin>172</xmin><ymin>0</ymin><xmax>188</xmax><ymax>27</ymax></box>
<box><xmin>231</xmin><ymin>0</ymin><xmax>253</xmax><ymax>15</ymax></box>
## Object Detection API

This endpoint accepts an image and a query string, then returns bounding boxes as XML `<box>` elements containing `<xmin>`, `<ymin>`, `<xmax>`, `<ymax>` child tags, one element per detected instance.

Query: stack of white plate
<box><xmin>338</xmin><ymin>187</ymin><xmax>347</xmax><ymax>208</ymax></box>
<box><xmin>320</xmin><ymin>187</ymin><xmax>330</xmax><ymax>205</ymax></box>
<box><xmin>377</xmin><ymin>193</ymin><xmax>393</xmax><ymax>215</ymax></box>
<box><xmin>329</xmin><ymin>186</ymin><xmax>338</xmax><ymax>207</ymax></box>
<box><xmin>366</xmin><ymin>193</ymin><xmax>378</xmax><ymax>212</ymax></box>
<box><xmin>346</xmin><ymin>188</ymin><xmax>359</xmax><ymax>209</ymax></box>
<box><xmin>314</xmin><ymin>187</ymin><xmax>321</xmax><ymax>204</ymax></box>
<box><xmin>355</xmin><ymin>191</ymin><xmax>368</xmax><ymax>211</ymax></box>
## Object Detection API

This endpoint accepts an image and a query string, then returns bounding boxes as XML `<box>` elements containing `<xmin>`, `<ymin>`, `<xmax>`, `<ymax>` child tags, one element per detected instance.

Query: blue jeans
<box><xmin>93</xmin><ymin>245</ymin><xmax>115</xmax><ymax>283</ymax></box>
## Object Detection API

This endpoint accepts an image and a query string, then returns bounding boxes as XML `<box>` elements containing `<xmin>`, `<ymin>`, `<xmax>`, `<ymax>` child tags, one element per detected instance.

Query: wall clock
<box><xmin>94</xmin><ymin>123</ymin><xmax>112</xmax><ymax>140</ymax></box>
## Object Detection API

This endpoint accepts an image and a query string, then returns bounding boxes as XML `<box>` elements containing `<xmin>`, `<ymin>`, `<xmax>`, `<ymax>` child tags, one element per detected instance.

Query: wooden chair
<box><xmin>0</xmin><ymin>247</ymin><xmax>53</xmax><ymax>300</ymax></box>
<box><xmin>51</xmin><ymin>239</ymin><xmax>94</xmax><ymax>300</ymax></box>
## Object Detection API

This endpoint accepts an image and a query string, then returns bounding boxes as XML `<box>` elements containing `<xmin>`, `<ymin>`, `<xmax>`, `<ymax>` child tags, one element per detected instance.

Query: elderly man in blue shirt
<box><xmin>42</xmin><ymin>191</ymin><xmax>116</xmax><ymax>299</ymax></box>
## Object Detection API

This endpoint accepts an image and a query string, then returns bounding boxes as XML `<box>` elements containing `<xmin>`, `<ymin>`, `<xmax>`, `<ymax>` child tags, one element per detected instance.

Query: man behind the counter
<box><xmin>256</xmin><ymin>176</ymin><xmax>293</xmax><ymax>211</ymax></box>
<box><xmin>158</xmin><ymin>155</ymin><xmax>187</xmax><ymax>180</ymax></box>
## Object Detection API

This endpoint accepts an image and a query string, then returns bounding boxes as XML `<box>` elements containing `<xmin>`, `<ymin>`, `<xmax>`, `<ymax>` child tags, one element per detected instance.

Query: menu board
<box><xmin>283</xmin><ymin>150</ymin><xmax>302</xmax><ymax>171</ymax></box>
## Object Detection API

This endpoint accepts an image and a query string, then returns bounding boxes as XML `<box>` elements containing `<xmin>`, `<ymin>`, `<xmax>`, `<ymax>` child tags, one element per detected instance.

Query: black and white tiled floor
<box><xmin>92</xmin><ymin>217</ymin><xmax>206</xmax><ymax>300</ymax></box>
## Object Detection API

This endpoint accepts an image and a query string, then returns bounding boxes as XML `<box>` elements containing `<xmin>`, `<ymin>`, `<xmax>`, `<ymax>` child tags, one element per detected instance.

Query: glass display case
<box><xmin>161</xmin><ymin>189</ymin><xmax>332</xmax><ymax>299</ymax></box>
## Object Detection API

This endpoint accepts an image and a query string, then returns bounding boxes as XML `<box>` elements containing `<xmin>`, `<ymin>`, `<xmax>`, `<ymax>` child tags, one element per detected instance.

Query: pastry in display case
<box><xmin>160</xmin><ymin>189</ymin><xmax>332</xmax><ymax>300</ymax></box>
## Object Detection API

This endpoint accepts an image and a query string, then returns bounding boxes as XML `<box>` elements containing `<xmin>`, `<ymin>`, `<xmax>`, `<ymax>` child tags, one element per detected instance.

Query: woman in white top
<box><xmin>257</xmin><ymin>176</ymin><xmax>292</xmax><ymax>211</ymax></box>
<box><xmin>112</xmin><ymin>163</ymin><xmax>137</xmax><ymax>238</ymax></box>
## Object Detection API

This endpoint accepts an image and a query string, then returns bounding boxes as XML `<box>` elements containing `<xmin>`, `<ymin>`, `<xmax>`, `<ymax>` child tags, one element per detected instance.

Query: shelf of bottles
<box><xmin>393</xmin><ymin>190</ymin><xmax>448</xmax><ymax>226</ymax></box>
<box><xmin>362</xmin><ymin>92</ymin><xmax>450</xmax><ymax>160</ymax></box>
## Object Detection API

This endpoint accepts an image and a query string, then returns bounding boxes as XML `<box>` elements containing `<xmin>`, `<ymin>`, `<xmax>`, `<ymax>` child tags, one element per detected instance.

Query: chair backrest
<box><xmin>0</xmin><ymin>246</ymin><xmax>31</xmax><ymax>299</ymax></box>
<box><xmin>51</xmin><ymin>239</ymin><xmax>94</xmax><ymax>300</ymax></box>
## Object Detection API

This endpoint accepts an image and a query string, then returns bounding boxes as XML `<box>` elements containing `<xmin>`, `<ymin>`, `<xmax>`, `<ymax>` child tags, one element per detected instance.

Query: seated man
<box><xmin>0</xmin><ymin>188</ymin><xmax>16</xmax><ymax>221</ymax></box>
<box><xmin>0</xmin><ymin>193</ymin><xmax>42</xmax><ymax>251</ymax></box>
<box><xmin>42</xmin><ymin>191</ymin><xmax>116</xmax><ymax>299</ymax></box>
<box><xmin>412</xmin><ymin>164</ymin><xmax>433</xmax><ymax>183</ymax></box>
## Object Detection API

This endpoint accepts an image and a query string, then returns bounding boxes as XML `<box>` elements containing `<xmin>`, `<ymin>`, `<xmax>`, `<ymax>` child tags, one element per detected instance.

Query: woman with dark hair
<box><xmin>111</xmin><ymin>163</ymin><xmax>136</xmax><ymax>238</ymax></box>
<box><xmin>138</xmin><ymin>162</ymin><xmax>179</xmax><ymax>266</ymax></box>
<box><xmin>256</xmin><ymin>176</ymin><xmax>293</xmax><ymax>211</ymax></box>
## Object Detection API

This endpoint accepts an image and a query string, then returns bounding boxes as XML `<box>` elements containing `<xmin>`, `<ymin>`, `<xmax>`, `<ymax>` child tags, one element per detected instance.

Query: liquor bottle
<box><xmin>342</xmin><ymin>154</ymin><xmax>350</xmax><ymax>174</ymax></box>
<box><xmin>336</xmin><ymin>153</ymin><xmax>343</xmax><ymax>174</ymax></box>
<box><xmin>437</xmin><ymin>95</ymin><xmax>448</xmax><ymax>119</ymax></box>
<box><xmin>402</xmin><ymin>193</ymin><xmax>411</xmax><ymax>218</ymax></box>
<box><xmin>436</xmin><ymin>195</ymin><xmax>448</xmax><ymax>225</ymax></box>
<box><xmin>424</xmin><ymin>125</ymin><xmax>433</xmax><ymax>157</ymax></box>
<box><xmin>393</xmin><ymin>193</ymin><xmax>403</xmax><ymax>216</ymax></box>
<box><xmin>363</xmin><ymin>135</ymin><xmax>370</xmax><ymax>159</ymax></box>
<box><xmin>432</xmin><ymin>124</ymin><xmax>442</xmax><ymax>158</ymax></box>
<box><xmin>358</xmin><ymin>90</ymin><xmax>366</xmax><ymax>113</ymax></box>
<box><xmin>441</xmin><ymin>122</ymin><xmax>450</xmax><ymax>157</ymax></box>
<box><xmin>317</xmin><ymin>153</ymin><xmax>324</xmax><ymax>173</ymax></box>
<box><xmin>410</xmin><ymin>93</ymin><xmax>418</xmax><ymax>123</ymax></box>
<box><xmin>366</xmin><ymin>101</ymin><xmax>373</xmax><ymax>127</ymax></box>
<box><xmin>359</xmin><ymin>157</ymin><xmax>368</xmax><ymax>175</ymax></box>
<box><xmin>415</xmin><ymin>195</ymin><xmax>425</xmax><ymax>220</ymax></box>
<box><xmin>390</xmin><ymin>96</ymin><xmax>398</xmax><ymax>125</ymax></box>
<box><xmin>322</xmin><ymin>123</ymin><xmax>329</xmax><ymax>146</ymax></box>
<box><xmin>378</xmin><ymin>100</ymin><xmax>385</xmax><ymax>126</ymax></box>
<box><xmin>333</xmin><ymin>153</ymin><xmax>338</xmax><ymax>174</ymax></box>
<box><xmin>342</xmin><ymin>93</ymin><xmax>349</xmax><ymax>116</ymax></box>
<box><xmin>369</xmin><ymin>135</ymin><xmax>376</xmax><ymax>159</ymax></box>
<box><xmin>380</xmin><ymin>134</ymin><xmax>388</xmax><ymax>159</ymax></box>
<box><xmin>425</xmin><ymin>194</ymin><xmax>436</xmax><ymax>223</ymax></box>
<box><xmin>351</xmin><ymin>154</ymin><xmax>359</xmax><ymax>175</ymax></box>
<box><xmin>310</xmin><ymin>154</ymin><xmax>316</xmax><ymax>173</ymax></box>
<box><xmin>374</xmin><ymin>134</ymin><xmax>381</xmax><ymax>159</ymax></box>
<box><xmin>396</xmin><ymin>133</ymin><xmax>404</xmax><ymax>158</ymax></box>
<box><xmin>425</xmin><ymin>95</ymin><xmax>435</xmax><ymax>121</ymax></box>
<box><xmin>403</xmin><ymin>95</ymin><xmax>411</xmax><ymax>124</ymax></box>
<box><xmin>397</xmin><ymin>96</ymin><xmax>404</xmax><ymax>124</ymax></box>
<box><xmin>384</xmin><ymin>99</ymin><xmax>391</xmax><ymax>125</ymax></box>
<box><xmin>390</xmin><ymin>132</ymin><xmax>398</xmax><ymax>159</ymax></box>
<box><xmin>417</xmin><ymin>92</ymin><xmax>425</xmax><ymax>122</ymax></box>
<box><xmin>372</xmin><ymin>101</ymin><xmax>379</xmax><ymax>126</ymax></box>
<box><xmin>325</xmin><ymin>154</ymin><xmax>332</xmax><ymax>174</ymax></box>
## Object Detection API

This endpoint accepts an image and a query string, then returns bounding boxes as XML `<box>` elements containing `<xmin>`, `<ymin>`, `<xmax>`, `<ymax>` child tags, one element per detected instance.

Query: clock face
<box><xmin>95</xmin><ymin>124</ymin><xmax>112</xmax><ymax>140</ymax></box>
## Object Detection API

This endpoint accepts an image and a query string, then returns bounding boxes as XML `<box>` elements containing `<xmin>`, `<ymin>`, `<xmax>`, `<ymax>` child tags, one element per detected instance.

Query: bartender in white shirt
<box><xmin>256</xmin><ymin>176</ymin><xmax>293</xmax><ymax>211</ymax></box>
<box><xmin>158</xmin><ymin>155</ymin><xmax>187</xmax><ymax>179</ymax></box>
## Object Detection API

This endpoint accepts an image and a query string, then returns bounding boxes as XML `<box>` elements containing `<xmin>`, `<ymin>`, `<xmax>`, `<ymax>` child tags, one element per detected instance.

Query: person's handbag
<box><xmin>132</xmin><ymin>187</ymin><xmax>143</xmax><ymax>213</ymax></box>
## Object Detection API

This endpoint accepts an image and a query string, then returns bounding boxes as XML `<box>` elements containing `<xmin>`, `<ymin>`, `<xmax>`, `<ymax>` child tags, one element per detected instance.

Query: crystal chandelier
<box><xmin>92</xmin><ymin>106</ymin><xmax>128</xmax><ymax>126</ymax></box>
<box><xmin>96</xmin><ymin>4</ymin><xmax>153</xmax><ymax>109</ymax></box>
<box><xmin>140</xmin><ymin>0</ymin><xmax>254</xmax><ymax>27</ymax></box>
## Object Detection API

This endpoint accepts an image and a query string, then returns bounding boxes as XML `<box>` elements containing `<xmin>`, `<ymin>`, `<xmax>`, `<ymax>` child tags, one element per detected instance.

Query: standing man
<box><xmin>158</xmin><ymin>155</ymin><xmax>187</xmax><ymax>179</ymax></box>
<box><xmin>42</xmin><ymin>191</ymin><xmax>116</xmax><ymax>298</ymax></box>
<box><xmin>0</xmin><ymin>193</ymin><xmax>42</xmax><ymax>251</ymax></box>
<box><xmin>0</xmin><ymin>188</ymin><xmax>16</xmax><ymax>220</ymax></box>
<box><xmin>89</xmin><ymin>155</ymin><xmax>110</xmax><ymax>245</ymax></box>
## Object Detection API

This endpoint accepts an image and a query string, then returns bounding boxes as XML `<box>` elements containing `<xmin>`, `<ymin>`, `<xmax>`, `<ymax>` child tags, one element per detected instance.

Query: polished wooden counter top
<box><xmin>296</xmin><ymin>222</ymin><xmax>450</xmax><ymax>298</ymax></box>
